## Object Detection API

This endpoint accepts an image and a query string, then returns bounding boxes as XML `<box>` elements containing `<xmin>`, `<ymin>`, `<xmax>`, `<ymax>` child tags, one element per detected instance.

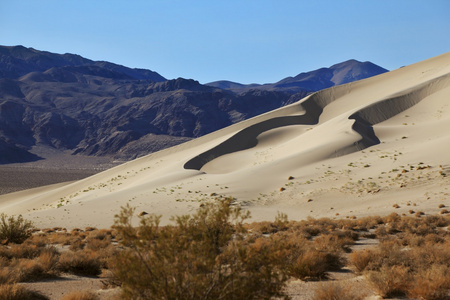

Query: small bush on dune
<box><xmin>0</xmin><ymin>284</ymin><xmax>49</xmax><ymax>300</ymax></box>
<box><xmin>0</xmin><ymin>213</ymin><xmax>34</xmax><ymax>244</ymax></box>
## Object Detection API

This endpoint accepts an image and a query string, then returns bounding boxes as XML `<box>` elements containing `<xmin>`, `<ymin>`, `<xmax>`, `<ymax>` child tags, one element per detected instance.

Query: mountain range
<box><xmin>0</xmin><ymin>45</ymin><xmax>388</xmax><ymax>163</ymax></box>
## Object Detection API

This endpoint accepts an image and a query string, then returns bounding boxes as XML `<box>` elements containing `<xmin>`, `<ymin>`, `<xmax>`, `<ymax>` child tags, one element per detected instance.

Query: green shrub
<box><xmin>111</xmin><ymin>199</ymin><xmax>289</xmax><ymax>299</ymax></box>
<box><xmin>0</xmin><ymin>213</ymin><xmax>34</xmax><ymax>244</ymax></box>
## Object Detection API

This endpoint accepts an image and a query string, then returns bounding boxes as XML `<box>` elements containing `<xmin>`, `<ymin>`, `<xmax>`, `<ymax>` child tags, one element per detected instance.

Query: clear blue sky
<box><xmin>1</xmin><ymin>1</ymin><xmax>449</xmax><ymax>84</ymax></box>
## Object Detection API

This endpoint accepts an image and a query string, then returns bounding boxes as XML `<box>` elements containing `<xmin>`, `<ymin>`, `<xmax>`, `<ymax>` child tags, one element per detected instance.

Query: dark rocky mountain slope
<box><xmin>0</xmin><ymin>45</ymin><xmax>388</xmax><ymax>163</ymax></box>
<box><xmin>207</xmin><ymin>59</ymin><xmax>388</xmax><ymax>94</ymax></box>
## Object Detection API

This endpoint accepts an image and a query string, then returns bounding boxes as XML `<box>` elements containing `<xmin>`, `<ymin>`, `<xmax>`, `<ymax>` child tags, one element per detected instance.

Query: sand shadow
<box><xmin>184</xmin><ymin>73</ymin><xmax>450</xmax><ymax>171</ymax></box>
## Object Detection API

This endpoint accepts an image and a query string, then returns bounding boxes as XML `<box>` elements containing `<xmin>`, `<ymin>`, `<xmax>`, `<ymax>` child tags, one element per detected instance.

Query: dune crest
<box><xmin>1</xmin><ymin>52</ymin><xmax>450</xmax><ymax>229</ymax></box>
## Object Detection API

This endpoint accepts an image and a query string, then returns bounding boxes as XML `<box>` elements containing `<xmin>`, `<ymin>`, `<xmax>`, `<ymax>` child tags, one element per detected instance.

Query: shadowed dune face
<box><xmin>184</xmin><ymin>72</ymin><xmax>450</xmax><ymax>173</ymax></box>
<box><xmin>183</xmin><ymin>101</ymin><xmax>322</xmax><ymax>170</ymax></box>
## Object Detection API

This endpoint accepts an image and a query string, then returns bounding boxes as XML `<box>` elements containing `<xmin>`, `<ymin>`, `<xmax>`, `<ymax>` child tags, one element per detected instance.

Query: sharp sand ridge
<box><xmin>1</xmin><ymin>52</ymin><xmax>450</xmax><ymax>229</ymax></box>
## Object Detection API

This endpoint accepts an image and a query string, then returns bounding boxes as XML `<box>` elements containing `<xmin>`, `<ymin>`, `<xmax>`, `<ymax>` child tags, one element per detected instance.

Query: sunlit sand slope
<box><xmin>1</xmin><ymin>52</ymin><xmax>449</xmax><ymax>229</ymax></box>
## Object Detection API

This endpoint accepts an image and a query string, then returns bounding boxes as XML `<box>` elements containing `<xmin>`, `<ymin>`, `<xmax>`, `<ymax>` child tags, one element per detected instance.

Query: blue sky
<box><xmin>1</xmin><ymin>1</ymin><xmax>449</xmax><ymax>84</ymax></box>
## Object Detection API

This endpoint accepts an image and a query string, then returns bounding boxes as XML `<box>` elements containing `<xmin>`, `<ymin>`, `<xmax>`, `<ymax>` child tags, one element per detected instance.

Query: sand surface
<box><xmin>0</xmin><ymin>52</ymin><xmax>449</xmax><ymax>230</ymax></box>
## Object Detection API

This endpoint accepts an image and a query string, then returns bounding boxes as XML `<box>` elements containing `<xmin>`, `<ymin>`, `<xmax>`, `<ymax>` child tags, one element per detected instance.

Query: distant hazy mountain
<box><xmin>0</xmin><ymin>45</ymin><xmax>387</xmax><ymax>163</ymax></box>
<box><xmin>206</xmin><ymin>59</ymin><xmax>388</xmax><ymax>94</ymax></box>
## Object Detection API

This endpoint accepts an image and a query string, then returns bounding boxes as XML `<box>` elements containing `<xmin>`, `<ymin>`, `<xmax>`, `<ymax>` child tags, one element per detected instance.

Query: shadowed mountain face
<box><xmin>0</xmin><ymin>45</ymin><xmax>387</xmax><ymax>163</ymax></box>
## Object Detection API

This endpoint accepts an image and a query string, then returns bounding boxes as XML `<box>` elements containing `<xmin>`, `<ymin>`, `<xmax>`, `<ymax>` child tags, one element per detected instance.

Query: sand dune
<box><xmin>1</xmin><ymin>52</ymin><xmax>450</xmax><ymax>229</ymax></box>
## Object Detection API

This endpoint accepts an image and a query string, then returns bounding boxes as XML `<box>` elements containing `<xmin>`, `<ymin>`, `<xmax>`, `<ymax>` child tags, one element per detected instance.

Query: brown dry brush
<box><xmin>111</xmin><ymin>198</ymin><xmax>290</xmax><ymax>300</ymax></box>
<box><xmin>349</xmin><ymin>215</ymin><xmax>450</xmax><ymax>299</ymax></box>
<box><xmin>0</xmin><ymin>283</ymin><xmax>49</xmax><ymax>300</ymax></box>
<box><xmin>0</xmin><ymin>215</ymin><xmax>116</xmax><ymax>284</ymax></box>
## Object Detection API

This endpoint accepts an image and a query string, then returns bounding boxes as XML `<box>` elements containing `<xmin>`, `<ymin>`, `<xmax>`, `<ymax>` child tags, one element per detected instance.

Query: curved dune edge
<box><xmin>1</xmin><ymin>52</ymin><xmax>450</xmax><ymax>230</ymax></box>
<box><xmin>186</xmin><ymin>71</ymin><xmax>450</xmax><ymax>173</ymax></box>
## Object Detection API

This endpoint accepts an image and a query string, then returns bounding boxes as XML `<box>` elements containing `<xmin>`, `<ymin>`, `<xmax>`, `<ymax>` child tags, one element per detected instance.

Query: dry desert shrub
<box><xmin>58</xmin><ymin>250</ymin><xmax>102</xmax><ymax>276</ymax></box>
<box><xmin>111</xmin><ymin>199</ymin><xmax>289</xmax><ymax>300</ymax></box>
<box><xmin>288</xmin><ymin>250</ymin><xmax>333</xmax><ymax>280</ymax></box>
<box><xmin>90</xmin><ymin>244</ymin><xmax>117</xmax><ymax>269</ymax></box>
<box><xmin>366</xmin><ymin>265</ymin><xmax>411</xmax><ymax>298</ymax></box>
<box><xmin>353</xmin><ymin>227</ymin><xmax>450</xmax><ymax>298</ymax></box>
<box><xmin>313</xmin><ymin>232</ymin><xmax>355</xmax><ymax>253</ymax></box>
<box><xmin>0</xmin><ymin>243</ymin><xmax>41</xmax><ymax>260</ymax></box>
<box><xmin>0</xmin><ymin>265</ymin><xmax>12</xmax><ymax>284</ymax></box>
<box><xmin>69</xmin><ymin>239</ymin><xmax>86</xmax><ymax>251</ymax></box>
<box><xmin>312</xmin><ymin>282</ymin><xmax>366</xmax><ymax>300</ymax></box>
<box><xmin>0</xmin><ymin>284</ymin><xmax>49</xmax><ymax>300</ymax></box>
<box><xmin>263</xmin><ymin>230</ymin><xmax>344</xmax><ymax>280</ymax></box>
<box><xmin>349</xmin><ymin>249</ymin><xmax>377</xmax><ymax>273</ymax></box>
<box><xmin>61</xmin><ymin>290</ymin><xmax>99</xmax><ymax>300</ymax></box>
<box><xmin>245</xmin><ymin>212</ymin><xmax>289</xmax><ymax>234</ymax></box>
<box><xmin>4</xmin><ymin>258</ymin><xmax>52</xmax><ymax>283</ymax></box>
<box><xmin>353</xmin><ymin>215</ymin><xmax>384</xmax><ymax>231</ymax></box>
<box><xmin>407</xmin><ymin>264</ymin><xmax>450</xmax><ymax>300</ymax></box>
<box><xmin>36</xmin><ymin>247</ymin><xmax>60</xmax><ymax>275</ymax></box>
<box><xmin>48</xmin><ymin>232</ymin><xmax>81</xmax><ymax>246</ymax></box>
<box><xmin>0</xmin><ymin>213</ymin><xmax>34</xmax><ymax>244</ymax></box>
<box><xmin>85</xmin><ymin>230</ymin><xmax>113</xmax><ymax>253</ymax></box>
<box><xmin>26</xmin><ymin>234</ymin><xmax>49</xmax><ymax>247</ymax></box>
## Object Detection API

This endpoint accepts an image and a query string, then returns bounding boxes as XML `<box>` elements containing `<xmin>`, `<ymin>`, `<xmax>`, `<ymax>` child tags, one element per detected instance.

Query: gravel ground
<box><xmin>0</xmin><ymin>147</ymin><xmax>120</xmax><ymax>195</ymax></box>
<box><xmin>0</xmin><ymin>166</ymin><xmax>102</xmax><ymax>195</ymax></box>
